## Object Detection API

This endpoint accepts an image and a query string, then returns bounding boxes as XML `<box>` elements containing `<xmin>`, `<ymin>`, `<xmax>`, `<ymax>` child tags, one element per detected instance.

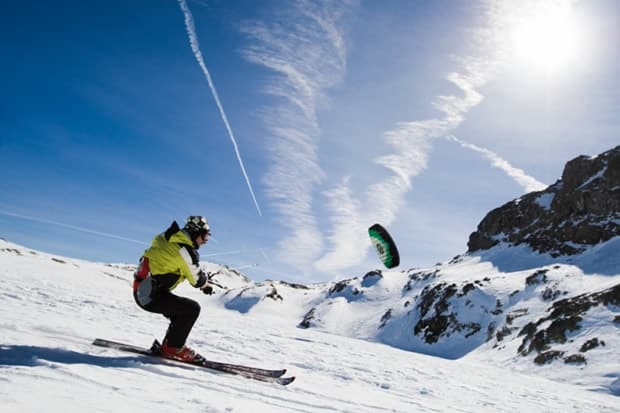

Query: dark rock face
<box><xmin>413</xmin><ymin>282</ymin><xmax>486</xmax><ymax>345</ymax></box>
<box><xmin>362</xmin><ymin>270</ymin><xmax>383</xmax><ymax>288</ymax></box>
<box><xmin>298</xmin><ymin>308</ymin><xmax>316</xmax><ymax>329</ymax></box>
<box><xmin>534</xmin><ymin>350</ymin><xmax>565</xmax><ymax>365</ymax></box>
<box><xmin>265</xmin><ymin>285</ymin><xmax>283</xmax><ymax>301</ymax></box>
<box><xmin>328</xmin><ymin>278</ymin><xmax>361</xmax><ymax>299</ymax></box>
<box><xmin>379</xmin><ymin>309</ymin><xmax>392</xmax><ymax>328</ymax></box>
<box><xmin>468</xmin><ymin>146</ymin><xmax>620</xmax><ymax>256</ymax></box>
<box><xmin>517</xmin><ymin>284</ymin><xmax>619</xmax><ymax>363</ymax></box>
<box><xmin>580</xmin><ymin>337</ymin><xmax>605</xmax><ymax>353</ymax></box>
<box><xmin>279</xmin><ymin>281</ymin><xmax>310</xmax><ymax>290</ymax></box>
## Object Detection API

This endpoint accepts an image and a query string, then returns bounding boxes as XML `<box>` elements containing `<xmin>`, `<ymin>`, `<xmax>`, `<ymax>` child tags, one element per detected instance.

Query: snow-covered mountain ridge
<box><xmin>206</xmin><ymin>146</ymin><xmax>620</xmax><ymax>395</ymax></box>
<box><xmin>215</xmin><ymin>240</ymin><xmax>619</xmax><ymax>394</ymax></box>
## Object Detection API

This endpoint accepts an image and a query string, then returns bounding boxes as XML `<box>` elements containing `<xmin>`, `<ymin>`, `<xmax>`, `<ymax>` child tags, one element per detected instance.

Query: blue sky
<box><xmin>1</xmin><ymin>0</ymin><xmax>618</xmax><ymax>283</ymax></box>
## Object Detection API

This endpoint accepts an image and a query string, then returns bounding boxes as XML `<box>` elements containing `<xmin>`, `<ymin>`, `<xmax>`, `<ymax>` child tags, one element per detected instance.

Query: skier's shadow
<box><xmin>0</xmin><ymin>344</ymin><xmax>192</xmax><ymax>370</ymax></box>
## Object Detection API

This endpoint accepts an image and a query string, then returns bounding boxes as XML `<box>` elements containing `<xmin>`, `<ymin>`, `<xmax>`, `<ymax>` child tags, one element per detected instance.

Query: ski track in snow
<box><xmin>0</xmin><ymin>240</ymin><xmax>618</xmax><ymax>412</ymax></box>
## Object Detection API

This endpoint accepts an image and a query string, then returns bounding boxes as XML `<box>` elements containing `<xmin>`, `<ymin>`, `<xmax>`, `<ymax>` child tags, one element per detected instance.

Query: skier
<box><xmin>133</xmin><ymin>216</ymin><xmax>214</xmax><ymax>362</ymax></box>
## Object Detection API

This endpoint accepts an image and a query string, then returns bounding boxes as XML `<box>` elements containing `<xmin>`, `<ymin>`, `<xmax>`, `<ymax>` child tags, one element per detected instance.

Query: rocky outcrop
<box><xmin>412</xmin><ymin>281</ymin><xmax>499</xmax><ymax>346</ymax></box>
<box><xmin>468</xmin><ymin>146</ymin><xmax>620</xmax><ymax>256</ymax></box>
<box><xmin>298</xmin><ymin>308</ymin><xmax>316</xmax><ymax>329</ymax></box>
<box><xmin>517</xmin><ymin>284</ymin><xmax>620</xmax><ymax>364</ymax></box>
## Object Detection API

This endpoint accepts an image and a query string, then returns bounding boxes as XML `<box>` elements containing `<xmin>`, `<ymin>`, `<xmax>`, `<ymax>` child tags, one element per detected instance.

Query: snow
<box><xmin>578</xmin><ymin>166</ymin><xmax>608</xmax><ymax>189</ymax></box>
<box><xmin>1</xmin><ymin>238</ymin><xmax>619</xmax><ymax>412</ymax></box>
<box><xmin>534</xmin><ymin>192</ymin><xmax>555</xmax><ymax>210</ymax></box>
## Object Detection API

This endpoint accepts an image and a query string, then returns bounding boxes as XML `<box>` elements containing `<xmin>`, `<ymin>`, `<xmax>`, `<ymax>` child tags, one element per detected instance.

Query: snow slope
<box><xmin>215</xmin><ymin>239</ymin><xmax>619</xmax><ymax>395</ymax></box>
<box><xmin>1</xmin><ymin>238</ymin><xmax>618</xmax><ymax>412</ymax></box>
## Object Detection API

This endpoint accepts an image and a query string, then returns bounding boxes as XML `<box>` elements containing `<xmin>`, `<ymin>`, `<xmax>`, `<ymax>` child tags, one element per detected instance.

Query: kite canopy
<box><xmin>368</xmin><ymin>223</ymin><xmax>400</xmax><ymax>269</ymax></box>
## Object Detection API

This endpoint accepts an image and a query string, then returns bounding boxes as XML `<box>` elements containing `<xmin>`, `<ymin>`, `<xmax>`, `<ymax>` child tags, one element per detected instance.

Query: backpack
<box><xmin>133</xmin><ymin>256</ymin><xmax>150</xmax><ymax>292</ymax></box>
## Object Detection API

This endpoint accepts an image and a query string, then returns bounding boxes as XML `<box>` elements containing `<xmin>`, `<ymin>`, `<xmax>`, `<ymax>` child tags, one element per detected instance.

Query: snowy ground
<box><xmin>1</xmin><ymin>239</ymin><xmax>618</xmax><ymax>412</ymax></box>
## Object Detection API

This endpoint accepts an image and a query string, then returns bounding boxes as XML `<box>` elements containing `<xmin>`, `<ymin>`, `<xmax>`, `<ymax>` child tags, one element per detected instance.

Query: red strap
<box><xmin>133</xmin><ymin>256</ymin><xmax>150</xmax><ymax>292</ymax></box>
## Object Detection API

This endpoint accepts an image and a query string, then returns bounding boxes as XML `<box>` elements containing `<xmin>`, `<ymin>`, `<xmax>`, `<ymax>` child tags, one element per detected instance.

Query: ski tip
<box><xmin>279</xmin><ymin>376</ymin><xmax>296</xmax><ymax>386</ymax></box>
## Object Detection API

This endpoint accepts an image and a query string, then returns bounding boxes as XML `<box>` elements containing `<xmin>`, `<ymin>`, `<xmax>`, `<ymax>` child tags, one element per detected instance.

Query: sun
<box><xmin>508</xmin><ymin>2</ymin><xmax>585</xmax><ymax>76</ymax></box>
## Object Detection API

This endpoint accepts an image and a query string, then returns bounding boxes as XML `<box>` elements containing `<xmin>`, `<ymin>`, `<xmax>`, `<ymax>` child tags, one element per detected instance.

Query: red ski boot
<box><xmin>161</xmin><ymin>340</ymin><xmax>203</xmax><ymax>363</ymax></box>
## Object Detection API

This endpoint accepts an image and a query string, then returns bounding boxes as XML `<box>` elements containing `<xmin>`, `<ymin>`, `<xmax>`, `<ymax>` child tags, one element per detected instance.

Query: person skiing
<box><xmin>133</xmin><ymin>215</ymin><xmax>214</xmax><ymax>362</ymax></box>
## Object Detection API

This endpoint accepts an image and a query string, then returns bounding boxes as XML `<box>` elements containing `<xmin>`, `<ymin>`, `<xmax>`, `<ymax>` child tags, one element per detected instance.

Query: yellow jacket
<box><xmin>143</xmin><ymin>225</ymin><xmax>205</xmax><ymax>291</ymax></box>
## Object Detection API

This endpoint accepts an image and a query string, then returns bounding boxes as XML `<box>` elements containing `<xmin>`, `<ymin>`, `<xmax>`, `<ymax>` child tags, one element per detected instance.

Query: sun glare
<box><xmin>509</xmin><ymin>2</ymin><xmax>584</xmax><ymax>76</ymax></box>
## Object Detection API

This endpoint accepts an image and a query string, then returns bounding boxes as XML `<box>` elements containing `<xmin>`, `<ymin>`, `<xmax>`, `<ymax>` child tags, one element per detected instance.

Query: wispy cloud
<box><xmin>241</xmin><ymin>0</ymin><xmax>556</xmax><ymax>275</ymax></box>
<box><xmin>0</xmin><ymin>210</ymin><xmax>148</xmax><ymax>246</ymax></box>
<box><xmin>314</xmin><ymin>177</ymin><xmax>364</xmax><ymax>272</ymax></box>
<box><xmin>259</xmin><ymin>248</ymin><xmax>272</xmax><ymax>265</ymax></box>
<box><xmin>317</xmin><ymin>74</ymin><xmax>490</xmax><ymax>273</ymax></box>
<box><xmin>316</xmin><ymin>0</ymin><xmax>534</xmax><ymax>273</ymax></box>
<box><xmin>240</xmin><ymin>0</ymin><xmax>357</xmax><ymax>271</ymax></box>
<box><xmin>177</xmin><ymin>0</ymin><xmax>262</xmax><ymax>217</ymax></box>
<box><xmin>446</xmin><ymin>135</ymin><xmax>547</xmax><ymax>192</ymax></box>
<box><xmin>315</xmin><ymin>121</ymin><xmax>439</xmax><ymax>273</ymax></box>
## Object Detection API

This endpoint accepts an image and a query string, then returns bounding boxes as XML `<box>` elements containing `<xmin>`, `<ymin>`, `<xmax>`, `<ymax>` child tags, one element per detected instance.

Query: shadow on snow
<box><xmin>473</xmin><ymin>237</ymin><xmax>620</xmax><ymax>276</ymax></box>
<box><xmin>0</xmin><ymin>344</ymin><xmax>191</xmax><ymax>370</ymax></box>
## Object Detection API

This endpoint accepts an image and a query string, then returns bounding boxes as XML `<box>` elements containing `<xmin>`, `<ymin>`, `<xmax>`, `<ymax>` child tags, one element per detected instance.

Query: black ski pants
<box><xmin>136</xmin><ymin>290</ymin><xmax>201</xmax><ymax>348</ymax></box>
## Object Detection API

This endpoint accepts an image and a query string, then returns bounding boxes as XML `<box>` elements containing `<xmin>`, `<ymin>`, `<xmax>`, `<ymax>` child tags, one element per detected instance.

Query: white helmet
<box><xmin>184</xmin><ymin>216</ymin><xmax>211</xmax><ymax>239</ymax></box>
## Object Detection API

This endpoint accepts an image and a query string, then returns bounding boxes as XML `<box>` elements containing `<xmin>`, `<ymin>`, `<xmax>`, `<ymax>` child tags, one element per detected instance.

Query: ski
<box><xmin>92</xmin><ymin>338</ymin><xmax>295</xmax><ymax>385</ymax></box>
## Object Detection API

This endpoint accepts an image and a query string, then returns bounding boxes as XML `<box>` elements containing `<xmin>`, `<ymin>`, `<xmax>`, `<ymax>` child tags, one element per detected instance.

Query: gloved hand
<box><xmin>201</xmin><ymin>284</ymin><xmax>214</xmax><ymax>295</ymax></box>
<box><xmin>207</xmin><ymin>270</ymin><xmax>220</xmax><ymax>280</ymax></box>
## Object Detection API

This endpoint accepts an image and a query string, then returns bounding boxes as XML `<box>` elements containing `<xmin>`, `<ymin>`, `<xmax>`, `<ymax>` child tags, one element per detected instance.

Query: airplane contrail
<box><xmin>0</xmin><ymin>210</ymin><xmax>149</xmax><ymax>246</ymax></box>
<box><xmin>177</xmin><ymin>0</ymin><xmax>262</xmax><ymax>217</ymax></box>
<box><xmin>446</xmin><ymin>135</ymin><xmax>547</xmax><ymax>193</ymax></box>
<box><xmin>258</xmin><ymin>248</ymin><xmax>272</xmax><ymax>264</ymax></box>
<box><xmin>202</xmin><ymin>250</ymin><xmax>242</xmax><ymax>257</ymax></box>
